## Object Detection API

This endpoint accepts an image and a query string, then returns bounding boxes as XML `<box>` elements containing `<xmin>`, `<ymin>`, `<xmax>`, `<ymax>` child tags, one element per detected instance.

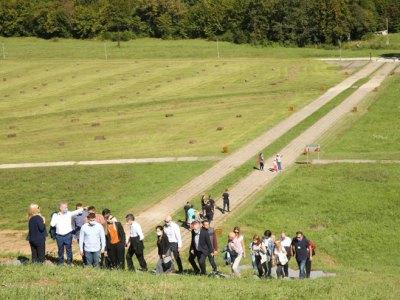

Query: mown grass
<box><xmin>0</xmin><ymin>161</ymin><xmax>213</xmax><ymax>230</ymax></box>
<box><xmin>0</xmin><ymin>38</ymin><xmax>357</xmax><ymax>163</ymax></box>
<box><xmin>319</xmin><ymin>73</ymin><xmax>400</xmax><ymax>160</ymax></box>
<box><xmin>1</xmin><ymin>163</ymin><xmax>399</xmax><ymax>299</ymax></box>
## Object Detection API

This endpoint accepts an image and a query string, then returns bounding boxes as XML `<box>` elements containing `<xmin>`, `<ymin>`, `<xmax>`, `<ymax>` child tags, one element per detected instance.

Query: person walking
<box><xmin>202</xmin><ymin>220</ymin><xmax>218</xmax><ymax>273</ymax></box>
<box><xmin>262</xmin><ymin>230</ymin><xmax>275</xmax><ymax>279</ymax></box>
<box><xmin>188</xmin><ymin>221</ymin><xmax>214</xmax><ymax>275</ymax></box>
<box><xmin>125</xmin><ymin>214</ymin><xmax>147</xmax><ymax>272</ymax></box>
<box><xmin>306</xmin><ymin>239</ymin><xmax>316</xmax><ymax>278</ymax></box>
<box><xmin>250</xmin><ymin>235</ymin><xmax>267</xmax><ymax>278</ymax></box>
<box><xmin>273</xmin><ymin>240</ymin><xmax>288</xmax><ymax>279</ymax></box>
<box><xmin>279</xmin><ymin>232</ymin><xmax>292</xmax><ymax>277</ymax></box>
<box><xmin>233</xmin><ymin>227</ymin><xmax>246</xmax><ymax>259</ymax></box>
<box><xmin>183</xmin><ymin>202</ymin><xmax>191</xmax><ymax>223</ymax></box>
<box><xmin>83</xmin><ymin>206</ymin><xmax>105</xmax><ymax>228</ymax></box>
<box><xmin>276</xmin><ymin>153</ymin><xmax>283</xmax><ymax>172</ymax></box>
<box><xmin>222</xmin><ymin>189</ymin><xmax>230</xmax><ymax>213</ymax></box>
<box><xmin>79</xmin><ymin>213</ymin><xmax>106</xmax><ymax>267</ymax></box>
<box><xmin>187</xmin><ymin>205</ymin><xmax>195</xmax><ymax>226</ymax></box>
<box><xmin>155</xmin><ymin>226</ymin><xmax>174</xmax><ymax>274</ymax></box>
<box><xmin>203</xmin><ymin>200</ymin><xmax>214</xmax><ymax>223</ymax></box>
<box><xmin>50</xmin><ymin>202</ymin><xmax>84</xmax><ymax>265</ymax></box>
<box><xmin>104</xmin><ymin>214</ymin><xmax>125</xmax><ymax>269</ymax></box>
<box><xmin>258</xmin><ymin>153</ymin><xmax>264</xmax><ymax>171</ymax></box>
<box><xmin>27</xmin><ymin>204</ymin><xmax>47</xmax><ymax>263</ymax></box>
<box><xmin>164</xmin><ymin>215</ymin><xmax>183</xmax><ymax>273</ymax></box>
<box><xmin>228</xmin><ymin>232</ymin><xmax>243</xmax><ymax>277</ymax></box>
<box><xmin>291</xmin><ymin>231</ymin><xmax>311</xmax><ymax>279</ymax></box>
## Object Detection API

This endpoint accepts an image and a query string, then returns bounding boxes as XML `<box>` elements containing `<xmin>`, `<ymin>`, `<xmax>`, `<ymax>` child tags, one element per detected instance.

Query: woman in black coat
<box><xmin>28</xmin><ymin>204</ymin><xmax>47</xmax><ymax>263</ymax></box>
<box><xmin>156</xmin><ymin>225</ymin><xmax>173</xmax><ymax>273</ymax></box>
<box><xmin>104</xmin><ymin>215</ymin><xmax>126</xmax><ymax>269</ymax></box>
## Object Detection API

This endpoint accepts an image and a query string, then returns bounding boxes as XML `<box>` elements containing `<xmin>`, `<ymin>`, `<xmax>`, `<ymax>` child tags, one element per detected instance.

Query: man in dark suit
<box><xmin>188</xmin><ymin>221</ymin><xmax>214</xmax><ymax>275</ymax></box>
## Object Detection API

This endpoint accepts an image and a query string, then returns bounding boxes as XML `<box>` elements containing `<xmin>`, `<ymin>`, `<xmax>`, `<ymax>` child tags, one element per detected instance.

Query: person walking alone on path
<box><xmin>50</xmin><ymin>202</ymin><xmax>84</xmax><ymax>265</ymax></box>
<box><xmin>125</xmin><ymin>214</ymin><xmax>147</xmax><ymax>272</ymax></box>
<box><xmin>291</xmin><ymin>231</ymin><xmax>311</xmax><ymax>279</ymax></box>
<box><xmin>164</xmin><ymin>215</ymin><xmax>183</xmax><ymax>273</ymax></box>
<box><xmin>79</xmin><ymin>213</ymin><xmax>106</xmax><ymax>268</ymax></box>
<box><xmin>222</xmin><ymin>189</ymin><xmax>230</xmax><ymax>213</ymax></box>
<box><xmin>155</xmin><ymin>226</ymin><xmax>174</xmax><ymax>274</ymax></box>
<box><xmin>276</xmin><ymin>153</ymin><xmax>283</xmax><ymax>172</ymax></box>
<box><xmin>258</xmin><ymin>153</ymin><xmax>265</xmax><ymax>171</ymax></box>
<box><xmin>27</xmin><ymin>204</ymin><xmax>47</xmax><ymax>263</ymax></box>
<box><xmin>104</xmin><ymin>214</ymin><xmax>125</xmax><ymax>269</ymax></box>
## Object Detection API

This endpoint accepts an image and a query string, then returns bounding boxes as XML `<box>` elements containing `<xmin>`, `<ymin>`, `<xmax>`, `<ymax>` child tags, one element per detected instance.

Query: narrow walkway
<box><xmin>311</xmin><ymin>159</ymin><xmax>400</xmax><ymax>164</ymax></box>
<box><xmin>146</xmin><ymin>62</ymin><xmax>397</xmax><ymax>261</ymax></box>
<box><xmin>0</xmin><ymin>156</ymin><xmax>222</xmax><ymax>169</ymax></box>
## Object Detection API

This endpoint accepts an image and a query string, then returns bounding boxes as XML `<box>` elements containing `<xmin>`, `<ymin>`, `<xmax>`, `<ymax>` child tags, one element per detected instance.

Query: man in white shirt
<box><xmin>280</xmin><ymin>231</ymin><xmax>292</xmax><ymax>277</ymax></box>
<box><xmin>164</xmin><ymin>215</ymin><xmax>183</xmax><ymax>273</ymax></box>
<box><xmin>50</xmin><ymin>202</ymin><xmax>84</xmax><ymax>265</ymax></box>
<box><xmin>125</xmin><ymin>213</ymin><xmax>147</xmax><ymax>271</ymax></box>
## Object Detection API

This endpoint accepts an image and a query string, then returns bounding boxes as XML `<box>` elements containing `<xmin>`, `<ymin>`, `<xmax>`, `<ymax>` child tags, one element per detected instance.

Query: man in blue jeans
<box><xmin>50</xmin><ymin>202</ymin><xmax>85</xmax><ymax>265</ymax></box>
<box><xmin>291</xmin><ymin>231</ymin><xmax>312</xmax><ymax>279</ymax></box>
<box><xmin>79</xmin><ymin>213</ymin><xmax>106</xmax><ymax>267</ymax></box>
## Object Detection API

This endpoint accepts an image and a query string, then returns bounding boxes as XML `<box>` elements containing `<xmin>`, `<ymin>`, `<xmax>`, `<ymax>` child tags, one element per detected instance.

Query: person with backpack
<box><xmin>50</xmin><ymin>202</ymin><xmax>85</xmax><ymax>265</ymax></box>
<box><xmin>27</xmin><ymin>204</ymin><xmax>47</xmax><ymax>263</ymax></box>
<box><xmin>306</xmin><ymin>239</ymin><xmax>316</xmax><ymax>278</ymax></box>
<box><xmin>273</xmin><ymin>240</ymin><xmax>288</xmax><ymax>279</ymax></box>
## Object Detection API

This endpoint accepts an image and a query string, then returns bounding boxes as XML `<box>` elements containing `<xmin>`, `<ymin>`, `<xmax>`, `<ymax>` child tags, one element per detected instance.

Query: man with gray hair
<box><xmin>164</xmin><ymin>215</ymin><xmax>183</xmax><ymax>273</ymax></box>
<box><xmin>50</xmin><ymin>202</ymin><xmax>85</xmax><ymax>265</ymax></box>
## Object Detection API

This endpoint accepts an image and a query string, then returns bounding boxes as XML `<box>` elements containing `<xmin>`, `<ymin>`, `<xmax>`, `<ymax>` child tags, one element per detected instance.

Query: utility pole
<box><xmin>1</xmin><ymin>42</ymin><xmax>5</xmax><ymax>60</ymax></box>
<box><xmin>104</xmin><ymin>42</ymin><xmax>108</xmax><ymax>61</ymax></box>
<box><xmin>338</xmin><ymin>39</ymin><xmax>342</xmax><ymax>61</ymax></box>
<box><xmin>217</xmin><ymin>39</ymin><xmax>220</xmax><ymax>60</ymax></box>
<box><xmin>386</xmin><ymin>18</ymin><xmax>389</xmax><ymax>46</ymax></box>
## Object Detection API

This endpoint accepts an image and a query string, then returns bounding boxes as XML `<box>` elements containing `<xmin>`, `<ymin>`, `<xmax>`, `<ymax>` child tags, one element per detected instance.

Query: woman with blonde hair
<box><xmin>27</xmin><ymin>204</ymin><xmax>47</xmax><ymax>263</ymax></box>
<box><xmin>273</xmin><ymin>240</ymin><xmax>288</xmax><ymax>279</ymax></box>
<box><xmin>250</xmin><ymin>235</ymin><xmax>267</xmax><ymax>277</ymax></box>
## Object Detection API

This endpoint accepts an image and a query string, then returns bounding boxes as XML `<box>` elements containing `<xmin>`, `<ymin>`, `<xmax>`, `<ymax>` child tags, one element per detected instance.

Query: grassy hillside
<box><xmin>319</xmin><ymin>73</ymin><xmax>400</xmax><ymax>160</ymax></box>
<box><xmin>0</xmin><ymin>161</ymin><xmax>213</xmax><ymax>230</ymax></box>
<box><xmin>0</xmin><ymin>38</ymin><xmax>351</xmax><ymax>163</ymax></box>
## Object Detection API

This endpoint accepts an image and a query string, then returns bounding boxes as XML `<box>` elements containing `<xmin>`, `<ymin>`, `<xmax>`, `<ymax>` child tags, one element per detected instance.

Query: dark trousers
<box><xmin>108</xmin><ymin>242</ymin><xmax>125</xmax><ymax>269</ymax></box>
<box><xmin>267</xmin><ymin>259</ymin><xmax>273</xmax><ymax>276</ymax></box>
<box><xmin>169</xmin><ymin>242</ymin><xmax>183</xmax><ymax>272</ymax></box>
<box><xmin>306</xmin><ymin>259</ymin><xmax>312</xmax><ymax>278</ymax></box>
<box><xmin>208</xmin><ymin>254</ymin><xmax>217</xmax><ymax>272</ymax></box>
<box><xmin>283</xmin><ymin>247</ymin><xmax>291</xmax><ymax>277</ymax></box>
<box><xmin>260</xmin><ymin>162</ymin><xmax>264</xmax><ymax>170</ymax></box>
<box><xmin>276</xmin><ymin>264</ymin><xmax>285</xmax><ymax>278</ymax></box>
<box><xmin>188</xmin><ymin>250</ymin><xmax>207</xmax><ymax>274</ymax></box>
<box><xmin>126</xmin><ymin>237</ymin><xmax>147</xmax><ymax>271</ymax></box>
<box><xmin>56</xmin><ymin>233</ymin><xmax>73</xmax><ymax>265</ymax></box>
<box><xmin>30</xmin><ymin>240</ymin><xmax>45</xmax><ymax>263</ymax></box>
<box><xmin>255</xmin><ymin>255</ymin><xmax>267</xmax><ymax>277</ymax></box>
<box><xmin>223</xmin><ymin>200</ymin><xmax>230</xmax><ymax>212</ymax></box>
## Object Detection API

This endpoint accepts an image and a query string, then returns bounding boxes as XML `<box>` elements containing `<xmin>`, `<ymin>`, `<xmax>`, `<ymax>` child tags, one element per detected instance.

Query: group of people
<box><xmin>258</xmin><ymin>153</ymin><xmax>283</xmax><ymax>173</ymax></box>
<box><xmin>27</xmin><ymin>201</ymin><xmax>315</xmax><ymax>279</ymax></box>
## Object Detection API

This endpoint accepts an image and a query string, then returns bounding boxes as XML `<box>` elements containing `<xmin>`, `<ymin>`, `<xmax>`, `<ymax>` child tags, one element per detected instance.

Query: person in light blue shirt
<box><xmin>79</xmin><ymin>213</ymin><xmax>106</xmax><ymax>267</ymax></box>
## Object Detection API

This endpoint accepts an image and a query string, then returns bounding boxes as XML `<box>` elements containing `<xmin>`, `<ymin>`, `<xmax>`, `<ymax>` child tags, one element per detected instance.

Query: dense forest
<box><xmin>1</xmin><ymin>0</ymin><xmax>399</xmax><ymax>46</ymax></box>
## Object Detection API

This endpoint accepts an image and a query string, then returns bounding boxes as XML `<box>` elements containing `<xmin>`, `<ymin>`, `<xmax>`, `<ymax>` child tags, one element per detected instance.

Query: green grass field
<box><xmin>0</xmin><ymin>37</ymin><xmax>361</xmax><ymax>163</ymax></box>
<box><xmin>0</xmin><ymin>161</ymin><xmax>213</xmax><ymax>230</ymax></box>
<box><xmin>319</xmin><ymin>73</ymin><xmax>400</xmax><ymax>160</ymax></box>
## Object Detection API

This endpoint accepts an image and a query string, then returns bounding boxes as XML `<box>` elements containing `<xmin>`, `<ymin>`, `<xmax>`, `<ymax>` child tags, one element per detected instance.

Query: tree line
<box><xmin>1</xmin><ymin>0</ymin><xmax>399</xmax><ymax>46</ymax></box>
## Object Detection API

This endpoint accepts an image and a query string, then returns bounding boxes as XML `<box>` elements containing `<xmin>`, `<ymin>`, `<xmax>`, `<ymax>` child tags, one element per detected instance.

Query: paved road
<box><xmin>145</xmin><ymin>62</ymin><xmax>397</xmax><ymax>261</ymax></box>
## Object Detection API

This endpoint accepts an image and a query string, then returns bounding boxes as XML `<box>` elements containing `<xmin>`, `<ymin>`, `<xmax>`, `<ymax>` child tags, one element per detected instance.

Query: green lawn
<box><xmin>319</xmin><ymin>73</ymin><xmax>400</xmax><ymax>160</ymax></box>
<box><xmin>0</xmin><ymin>161</ymin><xmax>213</xmax><ymax>230</ymax></box>
<box><xmin>0</xmin><ymin>38</ymin><xmax>356</xmax><ymax>163</ymax></box>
